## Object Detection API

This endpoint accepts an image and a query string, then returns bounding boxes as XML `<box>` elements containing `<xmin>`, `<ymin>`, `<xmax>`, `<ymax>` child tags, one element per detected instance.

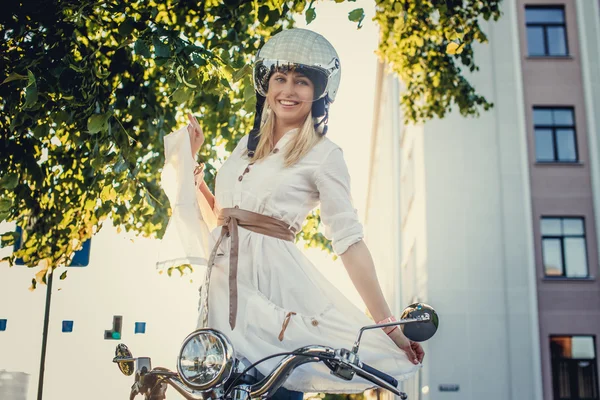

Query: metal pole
<box><xmin>37</xmin><ymin>270</ymin><xmax>53</xmax><ymax>400</ymax></box>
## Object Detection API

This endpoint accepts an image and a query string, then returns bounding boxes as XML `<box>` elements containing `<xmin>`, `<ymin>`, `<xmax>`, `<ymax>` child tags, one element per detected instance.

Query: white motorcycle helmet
<box><xmin>252</xmin><ymin>28</ymin><xmax>342</xmax><ymax>103</ymax></box>
<box><xmin>247</xmin><ymin>29</ymin><xmax>341</xmax><ymax>155</ymax></box>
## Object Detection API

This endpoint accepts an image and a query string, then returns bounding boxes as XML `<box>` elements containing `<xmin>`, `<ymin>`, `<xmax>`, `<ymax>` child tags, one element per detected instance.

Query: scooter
<box><xmin>113</xmin><ymin>303</ymin><xmax>439</xmax><ymax>400</ymax></box>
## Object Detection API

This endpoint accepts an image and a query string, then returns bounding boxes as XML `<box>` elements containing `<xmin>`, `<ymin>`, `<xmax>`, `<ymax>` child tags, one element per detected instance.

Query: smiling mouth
<box><xmin>279</xmin><ymin>100</ymin><xmax>300</xmax><ymax>106</ymax></box>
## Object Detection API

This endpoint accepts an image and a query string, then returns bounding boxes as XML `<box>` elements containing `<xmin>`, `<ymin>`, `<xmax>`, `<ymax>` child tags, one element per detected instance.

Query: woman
<box><xmin>157</xmin><ymin>28</ymin><xmax>424</xmax><ymax>397</ymax></box>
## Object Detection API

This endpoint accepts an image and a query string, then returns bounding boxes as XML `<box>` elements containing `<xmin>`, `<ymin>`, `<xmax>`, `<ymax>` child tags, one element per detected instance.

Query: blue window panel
<box><xmin>14</xmin><ymin>226</ymin><xmax>91</xmax><ymax>267</ymax></box>
<box><xmin>62</xmin><ymin>320</ymin><xmax>74</xmax><ymax>333</ymax></box>
<box><xmin>0</xmin><ymin>319</ymin><xmax>6</xmax><ymax>331</ymax></box>
<box><xmin>134</xmin><ymin>322</ymin><xmax>146</xmax><ymax>334</ymax></box>
<box><xmin>69</xmin><ymin>239</ymin><xmax>92</xmax><ymax>267</ymax></box>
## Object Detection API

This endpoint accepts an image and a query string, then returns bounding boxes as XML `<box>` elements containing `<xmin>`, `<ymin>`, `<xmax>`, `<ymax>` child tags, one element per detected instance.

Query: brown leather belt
<box><xmin>199</xmin><ymin>207</ymin><xmax>296</xmax><ymax>330</ymax></box>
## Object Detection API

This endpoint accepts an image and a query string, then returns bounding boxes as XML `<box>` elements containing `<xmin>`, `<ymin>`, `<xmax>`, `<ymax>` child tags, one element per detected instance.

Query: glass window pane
<box><xmin>548</xmin><ymin>27</ymin><xmax>568</xmax><ymax>56</ymax></box>
<box><xmin>535</xmin><ymin>129</ymin><xmax>555</xmax><ymax>161</ymax></box>
<box><xmin>565</xmin><ymin>238</ymin><xmax>588</xmax><ymax>278</ymax></box>
<box><xmin>542</xmin><ymin>218</ymin><xmax>562</xmax><ymax>235</ymax></box>
<box><xmin>563</xmin><ymin>218</ymin><xmax>585</xmax><ymax>235</ymax></box>
<box><xmin>551</xmin><ymin>336</ymin><xmax>572</xmax><ymax>358</ymax></box>
<box><xmin>527</xmin><ymin>27</ymin><xmax>546</xmax><ymax>56</ymax></box>
<box><xmin>556</xmin><ymin>129</ymin><xmax>577</xmax><ymax>162</ymax></box>
<box><xmin>572</xmin><ymin>336</ymin><xmax>596</xmax><ymax>359</ymax></box>
<box><xmin>533</xmin><ymin>108</ymin><xmax>553</xmax><ymax>125</ymax></box>
<box><xmin>543</xmin><ymin>238</ymin><xmax>564</xmax><ymax>276</ymax></box>
<box><xmin>526</xmin><ymin>7</ymin><xmax>565</xmax><ymax>24</ymax></box>
<box><xmin>553</xmin><ymin>109</ymin><xmax>574</xmax><ymax>125</ymax></box>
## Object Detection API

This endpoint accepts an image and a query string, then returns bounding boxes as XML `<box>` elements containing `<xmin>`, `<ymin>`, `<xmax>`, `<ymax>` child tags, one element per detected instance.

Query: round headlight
<box><xmin>177</xmin><ymin>329</ymin><xmax>235</xmax><ymax>391</ymax></box>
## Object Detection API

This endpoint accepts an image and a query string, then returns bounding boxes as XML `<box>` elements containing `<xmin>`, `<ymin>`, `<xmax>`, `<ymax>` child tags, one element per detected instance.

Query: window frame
<box><xmin>541</xmin><ymin>216</ymin><xmax>589</xmax><ymax>278</ymax></box>
<box><xmin>549</xmin><ymin>335</ymin><xmax>599</xmax><ymax>400</ymax></box>
<box><xmin>525</xmin><ymin>5</ymin><xmax>569</xmax><ymax>57</ymax></box>
<box><xmin>533</xmin><ymin>106</ymin><xmax>579</xmax><ymax>163</ymax></box>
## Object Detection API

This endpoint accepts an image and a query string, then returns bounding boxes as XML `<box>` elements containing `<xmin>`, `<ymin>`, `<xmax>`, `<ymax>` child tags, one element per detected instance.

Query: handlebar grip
<box><xmin>360</xmin><ymin>362</ymin><xmax>398</xmax><ymax>388</ymax></box>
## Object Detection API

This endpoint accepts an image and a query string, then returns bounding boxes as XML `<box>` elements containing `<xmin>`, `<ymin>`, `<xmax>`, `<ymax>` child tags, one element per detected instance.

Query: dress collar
<box><xmin>274</xmin><ymin>128</ymin><xmax>299</xmax><ymax>149</ymax></box>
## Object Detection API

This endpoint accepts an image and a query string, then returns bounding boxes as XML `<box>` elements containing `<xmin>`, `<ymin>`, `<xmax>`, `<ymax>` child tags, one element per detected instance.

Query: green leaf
<box><xmin>446</xmin><ymin>41</ymin><xmax>465</xmax><ymax>54</ymax></box>
<box><xmin>305</xmin><ymin>7</ymin><xmax>316</xmax><ymax>24</ymax></box>
<box><xmin>232</xmin><ymin>64</ymin><xmax>252</xmax><ymax>83</ymax></box>
<box><xmin>118</xmin><ymin>19</ymin><xmax>135</xmax><ymax>36</ymax></box>
<box><xmin>87</xmin><ymin>113</ymin><xmax>110</xmax><ymax>134</ymax></box>
<box><xmin>172</xmin><ymin>87</ymin><xmax>189</xmax><ymax>104</ymax></box>
<box><xmin>60</xmin><ymin>271</ymin><xmax>67</xmax><ymax>280</ymax></box>
<box><xmin>0</xmin><ymin>198</ymin><xmax>12</xmax><ymax>211</ymax></box>
<box><xmin>348</xmin><ymin>8</ymin><xmax>365</xmax><ymax>29</ymax></box>
<box><xmin>134</xmin><ymin>39</ymin><xmax>151</xmax><ymax>58</ymax></box>
<box><xmin>114</xmin><ymin>157</ymin><xmax>128</xmax><ymax>174</ymax></box>
<box><xmin>0</xmin><ymin>173</ymin><xmax>19</xmax><ymax>190</ymax></box>
<box><xmin>0</xmin><ymin>231</ymin><xmax>18</xmax><ymax>248</ymax></box>
<box><xmin>153</xmin><ymin>37</ymin><xmax>171</xmax><ymax>58</ymax></box>
<box><xmin>2</xmin><ymin>72</ymin><xmax>28</xmax><ymax>85</ymax></box>
<box><xmin>191</xmin><ymin>53</ymin><xmax>207</xmax><ymax>66</ymax></box>
<box><xmin>22</xmin><ymin>70</ymin><xmax>38</xmax><ymax>109</ymax></box>
<box><xmin>0</xmin><ymin>211</ymin><xmax>10</xmax><ymax>222</ymax></box>
<box><xmin>32</xmin><ymin>124</ymin><xmax>50</xmax><ymax>139</ymax></box>
<box><xmin>220</xmin><ymin>77</ymin><xmax>231</xmax><ymax>89</ymax></box>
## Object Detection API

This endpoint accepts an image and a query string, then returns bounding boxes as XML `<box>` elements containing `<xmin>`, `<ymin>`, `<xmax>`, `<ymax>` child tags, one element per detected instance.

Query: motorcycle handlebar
<box><xmin>359</xmin><ymin>362</ymin><xmax>398</xmax><ymax>388</ymax></box>
<box><xmin>133</xmin><ymin>346</ymin><xmax>406</xmax><ymax>400</ymax></box>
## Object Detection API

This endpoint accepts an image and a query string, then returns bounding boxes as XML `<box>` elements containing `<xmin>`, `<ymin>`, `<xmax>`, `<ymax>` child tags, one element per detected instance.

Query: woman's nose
<box><xmin>281</xmin><ymin>80</ymin><xmax>296</xmax><ymax>95</ymax></box>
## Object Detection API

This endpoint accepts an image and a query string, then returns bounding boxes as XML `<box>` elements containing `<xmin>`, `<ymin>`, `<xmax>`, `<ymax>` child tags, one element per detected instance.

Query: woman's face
<box><xmin>266</xmin><ymin>69</ymin><xmax>314</xmax><ymax>128</ymax></box>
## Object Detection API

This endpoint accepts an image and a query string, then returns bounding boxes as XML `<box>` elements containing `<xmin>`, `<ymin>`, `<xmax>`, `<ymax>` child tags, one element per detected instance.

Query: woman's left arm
<box><xmin>341</xmin><ymin>239</ymin><xmax>424</xmax><ymax>365</ymax></box>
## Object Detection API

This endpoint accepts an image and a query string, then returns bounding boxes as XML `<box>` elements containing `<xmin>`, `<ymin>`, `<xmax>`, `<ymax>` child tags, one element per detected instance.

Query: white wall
<box><xmin>419</xmin><ymin>3</ymin><xmax>541</xmax><ymax>399</ymax></box>
<box><xmin>0</xmin><ymin>220</ymin><xmax>200</xmax><ymax>400</ymax></box>
<box><xmin>364</xmin><ymin>2</ymin><xmax>544</xmax><ymax>399</ymax></box>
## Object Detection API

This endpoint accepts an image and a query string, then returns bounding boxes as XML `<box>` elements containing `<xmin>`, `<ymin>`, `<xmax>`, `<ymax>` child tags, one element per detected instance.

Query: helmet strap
<box><xmin>247</xmin><ymin>92</ymin><xmax>266</xmax><ymax>158</ymax></box>
<box><xmin>312</xmin><ymin>97</ymin><xmax>330</xmax><ymax>136</ymax></box>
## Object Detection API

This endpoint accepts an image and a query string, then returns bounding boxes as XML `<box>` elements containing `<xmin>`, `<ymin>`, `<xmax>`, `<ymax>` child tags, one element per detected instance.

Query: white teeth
<box><xmin>279</xmin><ymin>100</ymin><xmax>299</xmax><ymax>106</ymax></box>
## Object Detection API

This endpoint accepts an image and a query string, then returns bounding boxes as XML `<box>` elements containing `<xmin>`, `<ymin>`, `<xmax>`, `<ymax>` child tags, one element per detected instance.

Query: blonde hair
<box><xmin>248</xmin><ymin>101</ymin><xmax>324</xmax><ymax>168</ymax></box>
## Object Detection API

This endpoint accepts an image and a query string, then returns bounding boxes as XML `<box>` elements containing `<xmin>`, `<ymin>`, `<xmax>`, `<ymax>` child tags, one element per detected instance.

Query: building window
<box><xmin>550</xmin><ymin>336</ymin><xmax>598</xmax><ymax>400</ymax></box>
<box><xmin>533</xmin><ymin>107</ymin><xmax>578</xmax><ymax>163</ymax></box>
<box><xmin>134</xmin><ymin>322</ymin><xmax>146</xmax><ymax>334</ymax></box>
<box><xmin>62</xmin><ymin>320</ymin><xmax>74</xmax><ymax>333</ymax></box>
<box><xmin>525</xmin><ymin>6</ymin><xmax>568</xmax><ymax>56</ymax></box>
<box><xmin>541</xmin><ymin>217</ymin><xmax>588</xmax><ymax>278</ymax></box>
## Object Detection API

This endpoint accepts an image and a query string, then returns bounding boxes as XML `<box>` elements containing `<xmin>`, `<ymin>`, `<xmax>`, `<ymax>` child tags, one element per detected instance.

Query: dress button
<box><xmin>244</xmin><ymin>167</ymin><xmax>250</xmax><ymax>174</ymax></box>
<box><xmin>238</xmin><ymin>175</ymin><xmax>243</xmax><ymax>181</ymax></box>
<box><xmin>273</xmin><ymin>148</ymin><xmax>280</xmax><ymax>154</ymax></box>
<box><xmin>311</xmin><ymin>319</ymin><xmax>319</xmax><ymax>327</ymax></box>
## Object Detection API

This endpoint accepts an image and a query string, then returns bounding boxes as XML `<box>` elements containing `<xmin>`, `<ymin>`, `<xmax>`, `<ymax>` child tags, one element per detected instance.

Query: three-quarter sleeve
<box><xmin>156</xmin><ymin>127</ymin><xmax>211</xmax><ymax>270</ymax></box>
<box><xmin>314</xmin><ymin>147</ymin><xmax>364</xmax><ymax>255</ymax></box>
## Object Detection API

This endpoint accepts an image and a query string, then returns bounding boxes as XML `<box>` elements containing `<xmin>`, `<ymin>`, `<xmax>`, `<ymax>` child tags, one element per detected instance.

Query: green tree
<box><xmin>0</xmin><ymin>0</ymin><xmax>501</xmax><ymax>285</ymax></box>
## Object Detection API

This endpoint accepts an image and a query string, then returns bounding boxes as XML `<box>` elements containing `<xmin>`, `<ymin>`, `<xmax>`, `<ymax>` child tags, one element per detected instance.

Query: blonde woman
<box><xmin>158</xmin><ymin>28</ymin><xmax>424</xmax><ymax>399</ymax></box>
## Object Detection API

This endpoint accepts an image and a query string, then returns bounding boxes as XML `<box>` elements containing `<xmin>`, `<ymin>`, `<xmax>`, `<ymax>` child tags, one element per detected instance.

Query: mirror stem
<box><xmin>351</xmin><ymin>313</ymin><xmax>431</xmax><ymax>354</ymax></box>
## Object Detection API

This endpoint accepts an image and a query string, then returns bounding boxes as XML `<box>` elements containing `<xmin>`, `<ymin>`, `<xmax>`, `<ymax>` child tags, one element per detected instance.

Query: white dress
<box><xmin>156</xmin><ymin>127</ymin><xmax>420</xmax><ymax>393</ymax></box>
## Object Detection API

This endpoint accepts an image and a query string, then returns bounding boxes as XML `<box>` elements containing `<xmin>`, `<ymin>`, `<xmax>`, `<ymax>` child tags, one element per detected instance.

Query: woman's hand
<box><xmin>187</xmin><ymin>113</ymin><xmax>205</xmax><ymax>157</ymax></box>
<box><xmin>388</xmin><ymin>328</ymin><xmax>425</xmax><ymax>365</ymax></box>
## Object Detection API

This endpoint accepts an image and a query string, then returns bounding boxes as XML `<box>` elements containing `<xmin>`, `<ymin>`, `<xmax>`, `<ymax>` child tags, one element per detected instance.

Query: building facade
<box><xmin>365</xmin><ymin>1</ymin><xmax>600</xmax><ymax>399</ymax></box>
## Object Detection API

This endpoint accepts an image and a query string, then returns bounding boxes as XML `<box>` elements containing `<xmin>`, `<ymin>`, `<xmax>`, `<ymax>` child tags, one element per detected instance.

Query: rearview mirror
<box><xmin>400</xmin><ymin>303</ymin><xmax>439</xmax><ymax>342</ymax></box>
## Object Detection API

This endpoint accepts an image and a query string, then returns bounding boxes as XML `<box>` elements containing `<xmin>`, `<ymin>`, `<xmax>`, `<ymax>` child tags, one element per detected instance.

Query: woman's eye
<box><xmin>297</xmin><ymin>80</ymin><xmax>308</xmax><ymax>86</ymax></box>
<box><xmin>275</xmin><ymin>77</ymin><xmax>285</xmax><ymax>83</ymax></box>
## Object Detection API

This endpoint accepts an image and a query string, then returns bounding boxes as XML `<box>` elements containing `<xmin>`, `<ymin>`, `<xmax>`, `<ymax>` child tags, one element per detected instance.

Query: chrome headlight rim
<box><xmin>177</xmin><ymin>328</ymin><xmax>235</xmax><ymax>391</ymax></box>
